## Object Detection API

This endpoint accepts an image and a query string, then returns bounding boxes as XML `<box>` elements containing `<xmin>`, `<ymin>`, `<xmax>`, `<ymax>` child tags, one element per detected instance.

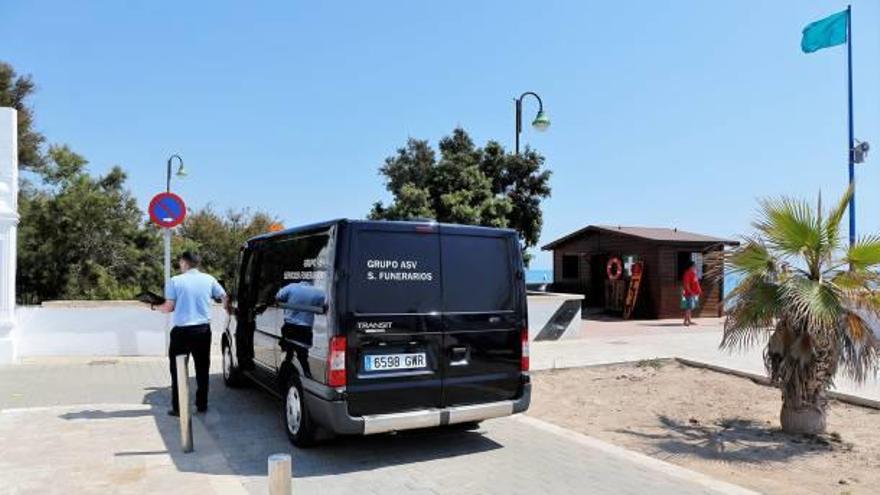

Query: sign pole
<box><xmin>164</xmin><ymin>228</ymin><xmax>171</xmax><ymax>283</ymax></box>
<box><xmin>163</xmin><ymin>228</ymin><xmax>172</xmax><ymax>351</ymax></box>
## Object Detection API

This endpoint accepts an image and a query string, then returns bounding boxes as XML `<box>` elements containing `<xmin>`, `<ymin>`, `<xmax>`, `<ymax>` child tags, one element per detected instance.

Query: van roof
<box><xmin>246</xmin><ymin>219</ymin><xmax>519</xmax><ymax>245</ymax></box>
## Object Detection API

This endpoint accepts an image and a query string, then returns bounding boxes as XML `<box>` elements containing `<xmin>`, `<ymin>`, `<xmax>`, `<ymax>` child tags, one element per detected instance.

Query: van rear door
<box><xmin>440</xmin><ymin>228</ymin><xmax>523</xmax><ymax>406</ymax></box>
<box><xmin>345</xmin><ymin>223</ymin><xmax>444</xmax><ymax>416</ymax></box>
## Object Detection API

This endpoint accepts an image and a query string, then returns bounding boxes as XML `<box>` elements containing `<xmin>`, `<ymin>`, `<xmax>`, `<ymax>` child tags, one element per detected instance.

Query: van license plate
<box><xmin>364</xmin><ymin>353</ymin><xmax>427</xmax><ymax>372</ymax></box>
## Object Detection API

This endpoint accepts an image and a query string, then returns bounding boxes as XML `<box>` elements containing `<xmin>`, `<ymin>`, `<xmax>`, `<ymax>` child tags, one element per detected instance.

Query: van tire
<box><xmin>283</xmin><ymin>374</ymin><xmax>317</xmax><ymax>447</ymax></box>
<box><xmin>222</xmin><ymin>342</ymin><xmax>244</xmax><ymax>387</ymax></box>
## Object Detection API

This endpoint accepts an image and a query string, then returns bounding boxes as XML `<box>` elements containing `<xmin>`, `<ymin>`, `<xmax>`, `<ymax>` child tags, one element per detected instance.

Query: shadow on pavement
<box><xmin>616</xmin><ymin>415</ymin><xmax>847</xmax><ymax>464</ymax></box>
<box><xmin>60</xmin><ymin>372</ymin><xmax>503</xmax><ymax>479</ymax></box>
<box><xmin>59</xmin><ymin>409</ymin><xmax>155</xmax><ymax>420</ymax></box>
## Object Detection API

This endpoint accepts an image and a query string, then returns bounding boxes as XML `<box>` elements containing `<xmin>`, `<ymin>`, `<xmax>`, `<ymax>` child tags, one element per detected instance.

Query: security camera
<box><xmin>852</xmin><ymin>140</ymin><xmax>870</xmax><ymax>164</ymax></box>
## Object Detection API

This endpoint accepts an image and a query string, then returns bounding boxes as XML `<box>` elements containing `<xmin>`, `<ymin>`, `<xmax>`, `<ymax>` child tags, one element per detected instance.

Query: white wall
<box><xmin>12</xmin><ymin>294</ymin><xmax>584</xmax><ymax>359</ymax></box>
<box><xmin>0</xmin><ymin>108</ymin><xmax>19</xmax><ymax>364</ymax></box>
<box><xmin>527</xmin><ymin>292</ymin><xmax>584</xmax><ymax>341</ymax></box>
<box><xmin>16</xmin><ymin>302</ymin><xmax>229</xmax><ymax>358</ymax></box>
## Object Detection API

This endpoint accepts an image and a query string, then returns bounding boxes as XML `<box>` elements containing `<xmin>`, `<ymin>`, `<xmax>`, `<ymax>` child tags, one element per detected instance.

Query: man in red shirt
<box><xmin>682</xmin><ymin>261</ymin><xmax>702</xmax><ymax>326</ymax></box>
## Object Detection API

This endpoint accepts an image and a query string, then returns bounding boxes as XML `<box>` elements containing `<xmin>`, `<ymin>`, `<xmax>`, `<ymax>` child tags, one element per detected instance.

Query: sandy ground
<box><xmin>528</xmin><ymin>361</ymin><xmax>880</xmax><ymax>495</ymax></box>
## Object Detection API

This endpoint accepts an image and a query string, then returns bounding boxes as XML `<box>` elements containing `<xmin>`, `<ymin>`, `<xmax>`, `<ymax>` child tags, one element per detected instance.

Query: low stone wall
<box><xmin>12</xmin><ymin>293</ymin><xmax>584</xmax><ymax>359</ymax></box>
<box><xmin>15</xmin><ymin>301</ymin><xmax>228</xmax><ymax>358</ymax></box>
<box><xmin>526</xmin><ymin>292</ymin><xmax>584</xmax><ymax>341</ymax></box>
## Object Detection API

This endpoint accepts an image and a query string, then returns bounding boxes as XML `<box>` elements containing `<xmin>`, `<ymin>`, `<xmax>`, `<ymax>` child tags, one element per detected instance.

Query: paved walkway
<box><xmin>0</xmin><ymin>357</ymin><xmax>752</xmax><ymax>495</ymax></box>
<box><xmin>532</xmin><ymin>317</ymin><xmax>880</xmax><ymax>403</ymax></box>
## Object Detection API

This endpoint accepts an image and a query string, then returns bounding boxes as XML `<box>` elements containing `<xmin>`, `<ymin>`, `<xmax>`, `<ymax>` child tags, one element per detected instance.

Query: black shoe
<box><xmin>167</xmin><ymin>409</ymin><xmax>179</xmax><ymax>417</ymax></box>
<box><xmin>196</xmin><ymin>406</ymin><xmax>208</xmax><ymax>414</ymax></box>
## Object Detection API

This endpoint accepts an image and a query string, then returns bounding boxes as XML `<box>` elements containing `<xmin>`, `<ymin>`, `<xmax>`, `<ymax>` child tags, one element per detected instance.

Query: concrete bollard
<box><xmin>176</xmin><ymin>354</ymin><xmax>193</xmax><ymax>453</ymax></box>
<box><xmin>268</xmin><ymin>453</ymin><xmax>292</xmax><ymax>494</ymax></box>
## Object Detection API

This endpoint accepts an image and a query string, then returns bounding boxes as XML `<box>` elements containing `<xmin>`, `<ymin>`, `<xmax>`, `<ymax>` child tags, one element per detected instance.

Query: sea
<box><xmin>525</xmin><ymin>269</ymin><xmax>553</xmax><ymax>284</ymax></box>
<box><xmin>526</xmin><ymin>268</ymin><xmax>742</xmax><ymax>297</ymax></box>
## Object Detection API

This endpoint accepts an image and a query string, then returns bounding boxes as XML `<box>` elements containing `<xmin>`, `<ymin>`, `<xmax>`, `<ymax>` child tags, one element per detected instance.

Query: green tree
<box><xmin>0</xmin><ymin>62</ymin><xmax>46</xmax><ymax>172</ymax></box>
<box><xmin>177</xmin><ymin>206</ymin><xmax>277</xmax><ymax>288</ymax></box>
<box><xmin>370</xmin><ymin>128</ymin><xmax>551</xmax><ymax>263</ymax></box>
<box><xmin>17</xmin><ymin>146</ymin><xmax>162</xmax><ymax>301</ymax></box>
<box><xmin>6</xmin><ymin>60</ymin><xmax>279</xmax><ymax>302</ymax></box>
<box><xmin>722</xmin><ymin>186</ymin><xmax>880</xmax><ymax>434</ymax></box>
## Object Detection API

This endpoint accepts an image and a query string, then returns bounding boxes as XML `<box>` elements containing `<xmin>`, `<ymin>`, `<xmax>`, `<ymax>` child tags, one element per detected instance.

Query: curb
<box><xmin>516</xmin><ymin>415</ymin><xmax>760</xmax><ymax>495</ymax></box>
<box><xmin>532</xmin><ymin>357</ymin><xmax>678</xmax><ymax>373</ymax></box>
<box><xmin>675</xmin><ymin>358</ymin><xmax>880</xmax><ymax>410</ymax></box>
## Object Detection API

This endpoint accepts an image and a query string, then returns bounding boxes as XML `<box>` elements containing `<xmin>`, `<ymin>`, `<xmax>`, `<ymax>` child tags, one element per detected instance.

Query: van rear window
<box><xmin>351</xmin><ymin>231</ymin><xmax>442</xmax><ymax>314</ymax></box>
<box><xmin>441</xmin><ymin>234</ymin><xmax>514</xmax><ymax>312</ymax></box>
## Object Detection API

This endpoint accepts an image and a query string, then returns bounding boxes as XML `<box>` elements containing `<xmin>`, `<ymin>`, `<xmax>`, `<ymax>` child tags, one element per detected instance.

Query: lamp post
<box><xmin>163</xmin><ymin>154</ymin><xmax>187</xmax><ymax>286</ymax></box>
<box><xmin>515</xmin><ymin>91</ymin><xmax>550</xmax><ymax>155</ymax></box>
<box><xmin>166</xmin><ymin>154</ymin><xmax>187</xmax><ymax>193</ymax></box>
<box><xmin>162</xmin><ymin>154</ymin><xmax>187</xmax><ymax>351</ymax></box>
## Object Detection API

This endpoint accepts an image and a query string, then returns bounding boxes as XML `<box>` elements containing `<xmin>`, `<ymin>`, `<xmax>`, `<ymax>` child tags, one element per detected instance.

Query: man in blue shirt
<box><xmin>156</xmin><ymin>251</ymin><xmax>226</xmax><ymax>416</ymax></box>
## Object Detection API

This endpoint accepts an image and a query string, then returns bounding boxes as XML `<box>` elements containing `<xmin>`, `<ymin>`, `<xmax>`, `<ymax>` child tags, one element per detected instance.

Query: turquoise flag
<box><xmin>801</xmin><ymin>10</ymin><xmax>849</xmax><ymax>53</ymax></box>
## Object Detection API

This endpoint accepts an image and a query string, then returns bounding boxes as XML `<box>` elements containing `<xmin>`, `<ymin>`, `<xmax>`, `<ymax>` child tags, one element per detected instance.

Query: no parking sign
<box><xmin>149</xmin><ymin>192</ymin><xmax>187</xmax><ymax>228</ymax></box>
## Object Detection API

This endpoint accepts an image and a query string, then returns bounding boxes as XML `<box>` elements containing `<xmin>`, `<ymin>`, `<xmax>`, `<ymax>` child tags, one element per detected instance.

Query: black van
<box><xmin>221</xmin><ymin>219</ymin><xmax>531</xmax><ymax>446</ymax></box>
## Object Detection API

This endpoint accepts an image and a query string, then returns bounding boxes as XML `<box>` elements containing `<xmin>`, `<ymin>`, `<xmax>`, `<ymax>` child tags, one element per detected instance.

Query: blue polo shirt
<box><xmin>164</xmin><ymin>269</ymin><xmax>226</xmax><ymax>327</ymax></box>
<box><xmin>275</xmin><ymin>282</ymin><xmax>326</xmax><ymax>327</ymax></box>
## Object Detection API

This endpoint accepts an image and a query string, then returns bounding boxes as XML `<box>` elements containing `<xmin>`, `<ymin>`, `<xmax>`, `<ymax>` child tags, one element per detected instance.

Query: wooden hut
<box><xmin>542</xmin><ymin>225</ymin><xmax>739</xmax><ymax>319</ymax></box>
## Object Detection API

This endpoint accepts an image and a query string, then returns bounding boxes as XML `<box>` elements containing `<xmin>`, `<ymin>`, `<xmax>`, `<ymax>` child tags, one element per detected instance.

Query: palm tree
<box><xmin>722</xmin><ymin>187</ymin><xmax>879</xmax><ymax>435</ymax></box>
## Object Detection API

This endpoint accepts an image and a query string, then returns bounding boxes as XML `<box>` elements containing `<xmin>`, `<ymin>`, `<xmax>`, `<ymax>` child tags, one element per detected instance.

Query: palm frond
<box><xmin>722</xmin><ymin>275</ymin><xmax>778</xmax><ymax>351</ymax></box>
<box><xmin>845</xmin><ymin>235</ymin><xmax>880</xmax><ymax>271</ymax></box>
<box><xmin>840</xmin><ymin>287</ymin><xmax>880</xmax><ymax>313</ymax></box>
<box><xmin>777</xmin><ymin>276</ymin><xmax>841</xmax><ymax>332</ymax></box>
<box><xmin>727</xmin><ymin>238</ymin><xmax>775</xmax><ymax>276</ymax></box>
<box><xmin>823</xmin><ymin>185</ymin><xmax>853</xmax><ymax>252</ymax></box>
<box><xmin>837</xmin><ymin>310</ymin><xmax>880</xmax><ymax>383</ymax></box>
<box><xmin>753</xmin><ymin>196</ymin><xmax>821</xmax><ymax>264</ymax></box>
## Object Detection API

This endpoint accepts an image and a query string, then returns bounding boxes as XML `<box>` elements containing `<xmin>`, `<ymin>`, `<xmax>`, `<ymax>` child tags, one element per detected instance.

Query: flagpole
<box><xmin>847</xmin><ymin>4</ymin><xmax>855</xmax><ymax>247</ymax></box>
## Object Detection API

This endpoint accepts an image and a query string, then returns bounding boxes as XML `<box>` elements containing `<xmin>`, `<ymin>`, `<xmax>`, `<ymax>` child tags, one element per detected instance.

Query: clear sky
<box><xmin>3</xmin><ymin>1</ymin><xmax>879</xmax><ymax>268</ymax></box>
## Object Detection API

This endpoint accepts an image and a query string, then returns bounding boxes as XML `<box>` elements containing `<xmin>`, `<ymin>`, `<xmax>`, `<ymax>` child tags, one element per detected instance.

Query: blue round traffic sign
<box><xmin>149</xmin><ymin>192</ymin><xmax>187</xmax><ymax>228</ymax></box>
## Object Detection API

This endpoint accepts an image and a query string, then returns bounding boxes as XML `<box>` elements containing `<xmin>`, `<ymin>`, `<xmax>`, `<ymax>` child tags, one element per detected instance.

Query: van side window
<box><xmin>256</xmin><ymin>232</ymin><xmax>333</xmax><ymax>308</ymax></box>
<box><xmin>442</xmin><ymin>235</ymin><xmax>514</xmax><ymax>312</ymax></box>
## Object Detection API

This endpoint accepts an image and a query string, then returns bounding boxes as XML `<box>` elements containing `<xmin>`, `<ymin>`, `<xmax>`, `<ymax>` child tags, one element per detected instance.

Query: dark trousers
<box><xmin>169</xmin><ymin>324</ymin><xmax>212</xmax><ymax>411</ymax></box>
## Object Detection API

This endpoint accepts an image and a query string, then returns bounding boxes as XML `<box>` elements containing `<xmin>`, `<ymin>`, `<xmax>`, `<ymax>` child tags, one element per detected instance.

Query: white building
<box><xmin>0</xmin><ymin>108</ymin><xmax>19</xmax><ymax>363</ymax></box>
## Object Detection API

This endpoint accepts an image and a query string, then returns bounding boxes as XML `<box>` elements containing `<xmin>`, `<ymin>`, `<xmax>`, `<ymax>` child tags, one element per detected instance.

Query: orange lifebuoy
<box><xmin>606</xmin><ymin>257</ymin><xmax>623</xmax><ymax>280</ymax></box>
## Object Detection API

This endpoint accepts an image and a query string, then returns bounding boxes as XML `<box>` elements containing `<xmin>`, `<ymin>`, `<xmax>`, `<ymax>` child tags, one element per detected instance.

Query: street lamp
<box><xmin>162</xmin><ymin>153</ymin><xmax>187</xmax><ymax>350</ymax></box>
<box><xmin>163</xmin><ymin>153</ymin><xmax>187</xmax><ymax>289</ymax></box>
<box><xmin>515</xmin><ymin>91</ymin><xmax>550</xmax><ymax>155</ymax></box>
<box><xmin>166</xmin><ymin>154</ymin><xmax>187</xmax><ymax>193</ymax></box>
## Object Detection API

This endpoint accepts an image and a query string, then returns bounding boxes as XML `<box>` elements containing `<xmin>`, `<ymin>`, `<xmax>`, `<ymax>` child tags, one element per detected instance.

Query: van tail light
<box><xmin>328</xmin><ymin>336</ymin><xmax>347</xmax><ymax>387</ymax></box>
<box><xmin>521</xmin><ymin>328</ymin><xmax>530</xmax><ymax>372</ymax></box>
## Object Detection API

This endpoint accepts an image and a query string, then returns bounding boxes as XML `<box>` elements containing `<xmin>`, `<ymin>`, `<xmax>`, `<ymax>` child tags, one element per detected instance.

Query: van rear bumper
<box><xmin>305</xmin><ymin>382</ymin><xmax>531</xmax><ymax>436</ymax></box>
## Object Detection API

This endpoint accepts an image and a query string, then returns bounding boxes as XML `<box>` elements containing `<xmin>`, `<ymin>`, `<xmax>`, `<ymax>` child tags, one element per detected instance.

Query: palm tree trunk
<box><xmin>780</xmin><ymin>390</ymin><xmax>826</xmax><ymax>435</ymax></box>
<box><xmin>778</xmin><ymin>339</ymin><xmax>835</xmax><ymax>435</ymax></box>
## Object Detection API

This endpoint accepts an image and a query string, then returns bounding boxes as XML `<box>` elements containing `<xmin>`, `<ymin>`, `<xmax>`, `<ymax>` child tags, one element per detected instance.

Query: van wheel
<box><xmin>283</xmin><ymin>375</ymin><xmax>317</xmax><ymax>447</ymax></box>
<box><xmin>222</xmin><ymin>343</ymin><xmax>244</xmax><ymax>387</ymax></box>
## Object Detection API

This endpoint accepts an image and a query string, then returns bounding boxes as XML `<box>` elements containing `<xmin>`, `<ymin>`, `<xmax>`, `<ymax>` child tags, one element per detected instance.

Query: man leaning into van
<box><xmin>155</xmin><ymin>251</ymin><xmax>227</xmax><ymax>416</ymax></box>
